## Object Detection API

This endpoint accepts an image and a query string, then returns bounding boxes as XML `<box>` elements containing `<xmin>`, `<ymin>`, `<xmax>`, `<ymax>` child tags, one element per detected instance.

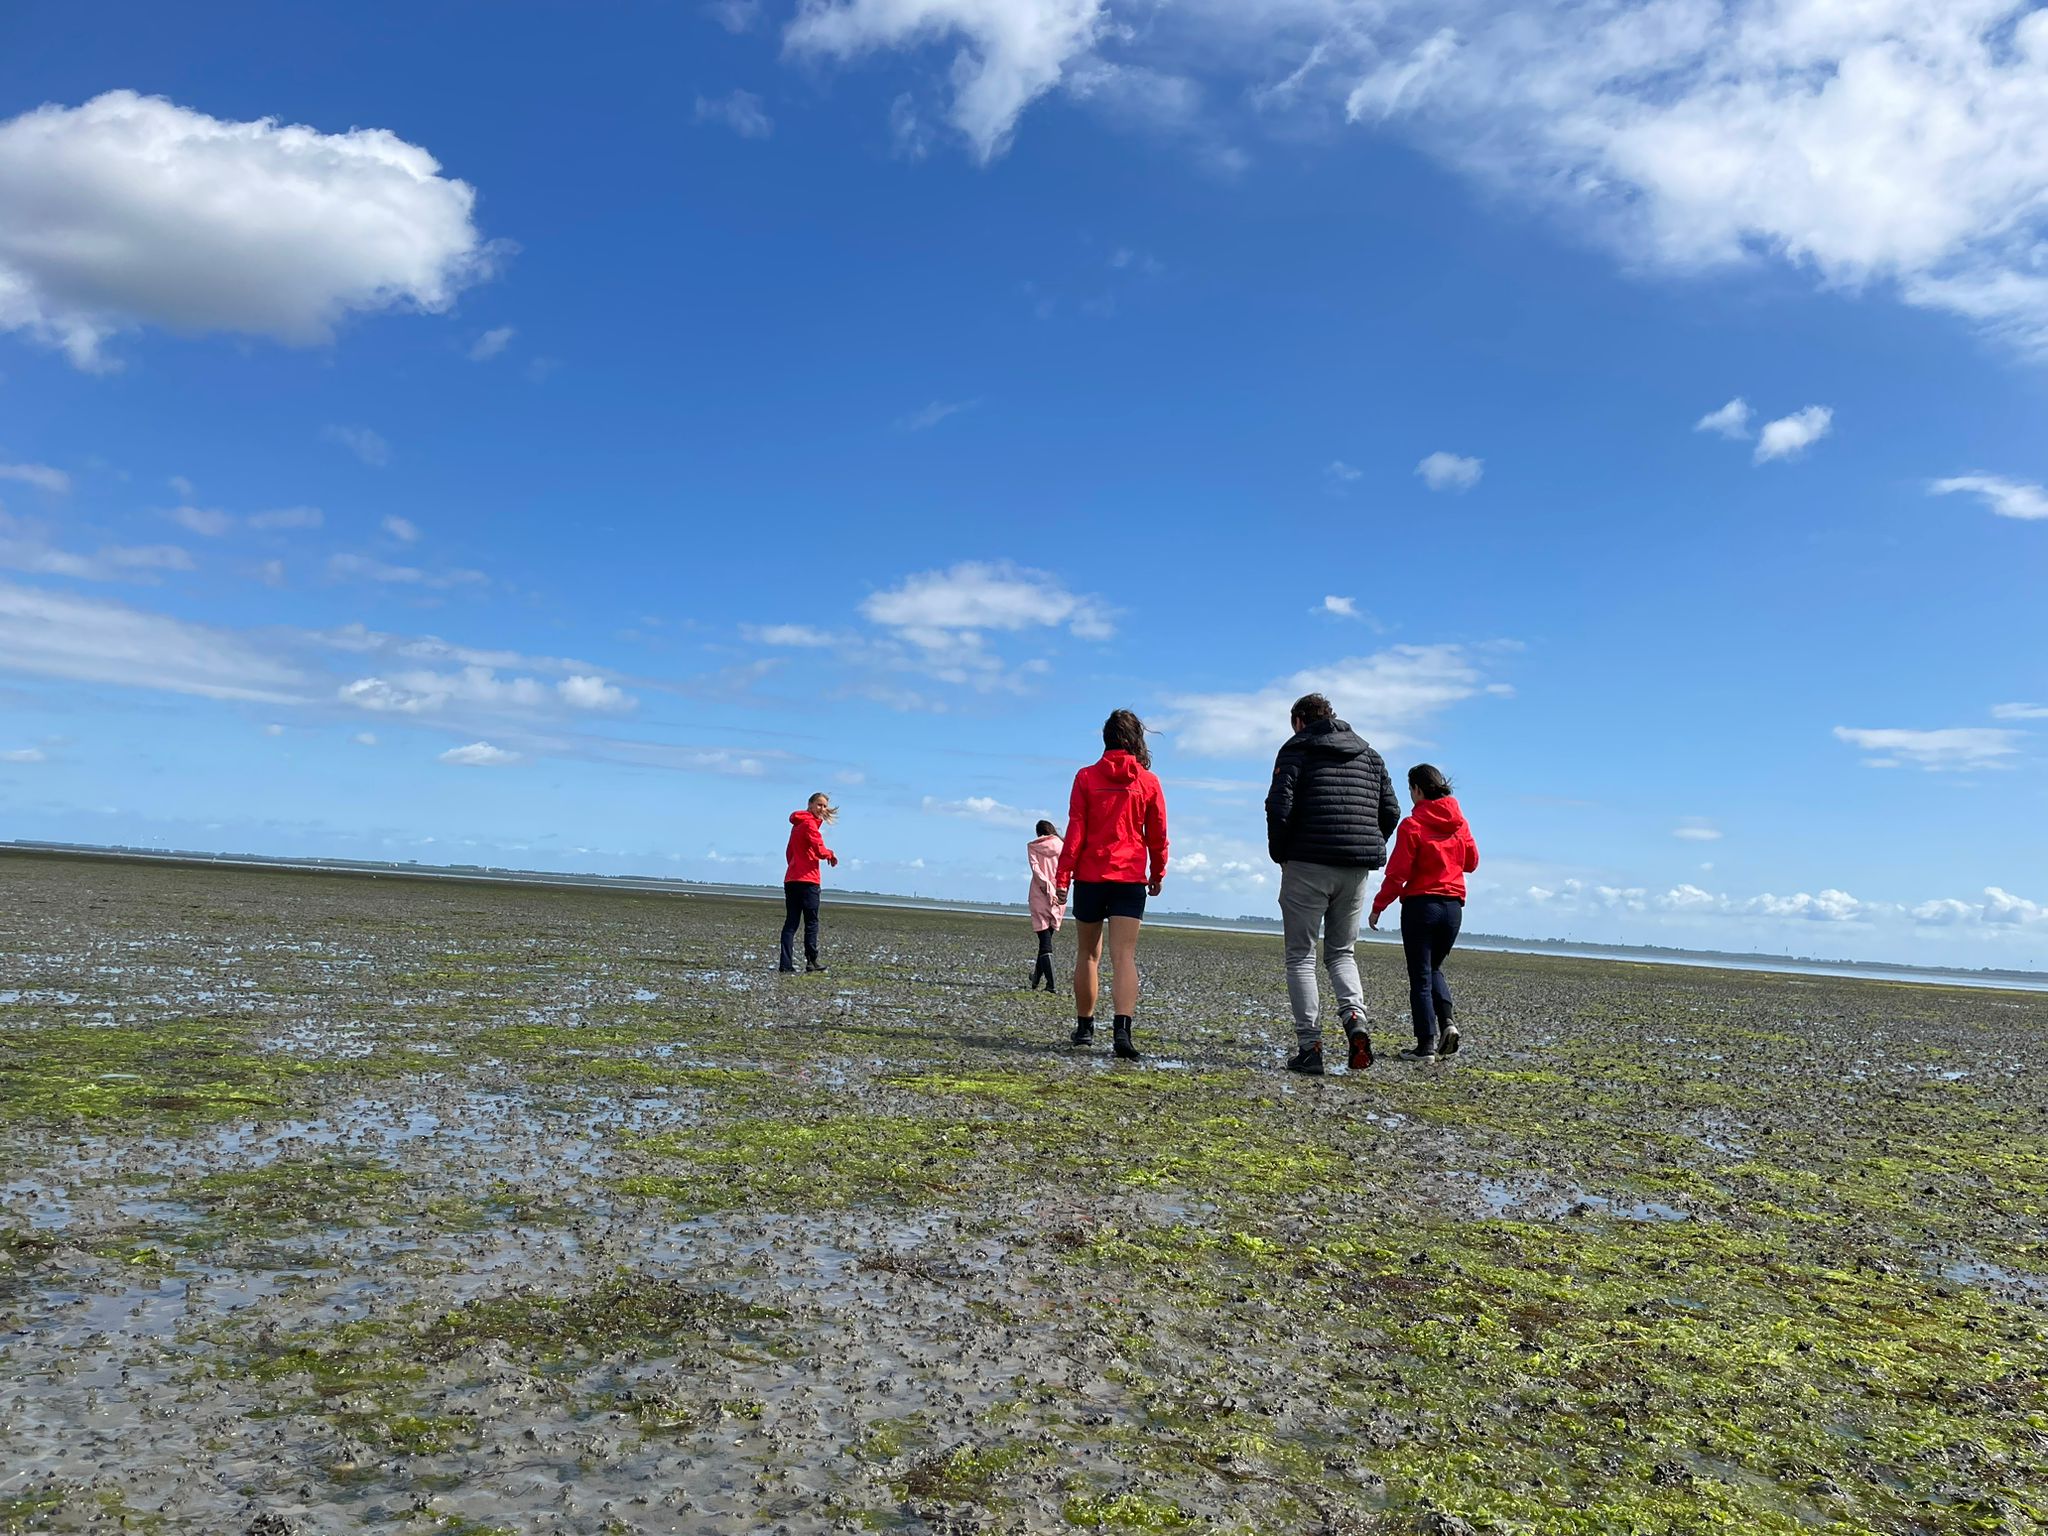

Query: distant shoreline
<box><xmin>7</xmin><ymin>839</ymin><xmax>2045</xmax><ymax>995</ymax></box>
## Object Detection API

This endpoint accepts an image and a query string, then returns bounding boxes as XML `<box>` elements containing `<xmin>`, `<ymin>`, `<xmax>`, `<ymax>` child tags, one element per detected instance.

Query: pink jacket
<box><xmin>1027</xmin><ymin>834</ymin><xmax>1066</xmax><ymax>932</ymax></box>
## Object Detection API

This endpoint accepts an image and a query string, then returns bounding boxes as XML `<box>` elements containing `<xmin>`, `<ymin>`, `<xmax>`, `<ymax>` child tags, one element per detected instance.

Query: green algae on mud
<box><xmin>3</xmin><ymin>849</ymin><xmax>2047</xmax><ymax>1535</ymax></box>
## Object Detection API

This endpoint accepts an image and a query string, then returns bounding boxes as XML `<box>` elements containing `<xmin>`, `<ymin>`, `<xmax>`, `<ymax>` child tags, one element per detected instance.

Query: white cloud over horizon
<box><xmin>1165</xmin><ymin>643</ymin><xmax>1495</xmax><ymax>759</ymax></box>
<box><xmin>0</xmin><ymin>91</ymin><xmax>495</xmax><ymax>370</ymax></box>
<box><xmin>1930</xmin><ymin>474</ymin><xmax>2048</xmax><ymax>521</ymax></box>
<box><xmin>922</xmin><ymin>793</ymin><xmax>1035</xmax><ymax>829</ymax></box>
<box><xmin>439</xmin><ymin>740</ymin><xmax>521</xmax><ymax>767</ymax></box>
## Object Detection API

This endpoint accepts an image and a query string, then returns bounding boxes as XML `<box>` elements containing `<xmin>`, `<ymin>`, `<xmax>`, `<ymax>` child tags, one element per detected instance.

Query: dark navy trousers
<box><xmin>1400</xmin><ymin>895</ymin><xmax>1463</xmax><ymax>1049</ymax></box>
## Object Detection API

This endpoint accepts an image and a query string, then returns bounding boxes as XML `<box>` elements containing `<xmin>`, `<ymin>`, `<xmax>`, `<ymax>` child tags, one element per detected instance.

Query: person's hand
<box><xmin>1055</xmin><ymin>887</ymin><xmax>1068</xmax><ymax>905</ymax></box>
<box><xmin>1147</xmin><ymin>880</ymin><xmax>1162</xmax><ymax>898</ymax></box>
<box><xmin>827</xmin><ymin>854</ymin><xmax>838</xmax><ymax>867</ymax></box>
<box><xmin>1368</xmin><ymin>910</ymin><xmax>1381</xmax><ymax>930</ymax></box>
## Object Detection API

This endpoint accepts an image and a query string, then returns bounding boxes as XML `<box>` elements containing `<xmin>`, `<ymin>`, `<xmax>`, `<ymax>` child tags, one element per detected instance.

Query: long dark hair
<box><xmin>1102</xmin><ymin>708</ymin><xmax>1151</xmax><ymax>769</ymax></box>
<box><xmin>1408</xmin><ymin>763</ymin><xmax>1453</xmax><ymax>800</ymax></box>
<box><xmin>1035</xmin><ymin>819</ymin><xmax>1057</xmax><ymax>837</ymax></box>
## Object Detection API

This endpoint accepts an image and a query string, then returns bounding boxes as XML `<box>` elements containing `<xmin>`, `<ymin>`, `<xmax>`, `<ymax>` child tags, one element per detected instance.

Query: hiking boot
<box><xmin>1112</xmin><ymin>1020</ymin><xmax>1141</xmax><ymax>1061</ymax></box>
<box><xmin>1344</xmin><ymin>1020</ymin><xmax>1374</xmax><ymax>1072</ymax></box>
<box><xmin>1440</xmin><ymin>1023</ymin><xmax>1462</xmax><ymax>1056</ymax></box>
<box><xmin>1286</xmin><ymin>1042</ymin><xmax>1325</xmax><ymax>1076</ymax></box>
<box><xmin>1399</xmin><ymin>1045</ymin><xmax>1439</xmax><ymax>1063</ymax></box>
<box><xmin>777</xmin><ymin>963</ymin><xmax>797</xmax><ymax>974</ymax></box>
<box><xmin>1070</xmin><ymin>1018</ymin><xmax>1095</xmax><ymax>1046</ymax></box>
<box><xmin>805</xmin><ymin>961</ymin><xmax>826</xmax><ymax>974</ymax></box>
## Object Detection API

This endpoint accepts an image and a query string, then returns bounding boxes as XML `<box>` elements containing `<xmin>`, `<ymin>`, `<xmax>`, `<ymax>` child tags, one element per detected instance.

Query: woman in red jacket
<box><xmin>779</xmin><ymin>792</ymin><xmax>839</xmax><ymax>973</ymax></box>
<box><xmin>1054</xmin><ymin>709</ymin><xmax>1168</xmax><ymax>1060</ymax></box>
<box><xmin>1369</xmin><ymin>764</ymin><xmax>1478</xmax><ymax>1059</ymax></box>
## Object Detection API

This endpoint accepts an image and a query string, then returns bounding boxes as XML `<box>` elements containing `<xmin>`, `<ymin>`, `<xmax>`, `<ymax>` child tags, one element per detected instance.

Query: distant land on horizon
<box><xmin>8</xmin><ymin>838</ymin><xmax>2045</xmax><ymax>989</ymax></box>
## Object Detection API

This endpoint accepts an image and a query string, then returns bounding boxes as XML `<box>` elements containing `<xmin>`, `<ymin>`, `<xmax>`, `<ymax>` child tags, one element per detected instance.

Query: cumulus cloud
<box><xmin>1834</xmin><ymin>725</ymin><xmax>2022</xmax><ymax>772</ymax></box>
<box><xmin>1930</xmin><ymin>474</ymin><xmax>2048</xmax><ymax>521</ymax></box>
<box><xmin>1319</xmin><ymin>594</ymin><xmax>1361</xmax><ymax>619</ymax></box>
<box><xmin>862</xmin><ymin>560</ymin><xmax>1112</xmax><ymax>640</ymax></box>
<box><xmin>785</xmin><ymin>0</ymin><xmax>1106</xmax><ymax>161</ymax></box>
<box><xmin>695</xmin><ymin>90</ymin><xmax>775</xmax><ymax>139</ymax></box>
<box><xmin>1905</xmin><ymin>889</ymin><xmax>2048</xmax><ymax>928</ymax></box>
<box><xmin>468</xmin><ymin>325</ymin><xmax>515</xmax><ymax>361</ymax></box>
<box><xmin>0</xmin><ymin>91</ymin><xmax>494</xmax><ymax>369</ymax></box>
<box><xmin>1753</xmin><ymin>406</ymin><xmax>1833</xmax><ymax>464</ymax></box>
<box><xmin>922</xmin><ymin>793</ymin><xmax>1033</xmax><ymax>828</ymax></box>
<box><xmin>0</xmin><ymin>462</ymin><xmax>70</xmax><ymax>494</ymax></box>
<box><xmin>1416</xmin><ymin>451</ymin><xmax>1482</xmax><ymax>491</ymax></box>
<box><xmin>439</xmin><ymin>741</ymin><xmax>520</xmax><ymax>767</ymax></box>
<box><xmin>325</xmin><ymin>425</ymin><xmax>390</xmax><ymax>467</ymax></box>
<box><xmin>0</xmin><ymin>576</ymin><xmax>306</xmax><ymax>701</ymax></box>
<box><xmin>1529</xmin><ymin>876</ymin><xmax>1871</xmax><ymax>923</ymax></box>
<box><xmin>1165</xmin><ymin>643</ymin><xmax>1493</xmax><ymax>758</ymax></box>
<box><xmin>1694</xmin><ymin>398</ymin><xmax>1752</xmax><ymax>439</ymax></box>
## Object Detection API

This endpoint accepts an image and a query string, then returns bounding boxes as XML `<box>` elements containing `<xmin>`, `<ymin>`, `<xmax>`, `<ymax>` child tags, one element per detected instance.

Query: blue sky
<box><xmin>3</xmin><ymin>0</ymin><xmax>2047</xmax><ymax>966</ymax></box>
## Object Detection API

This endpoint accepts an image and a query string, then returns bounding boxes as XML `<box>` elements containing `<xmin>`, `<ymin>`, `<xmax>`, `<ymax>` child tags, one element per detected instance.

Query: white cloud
<box><xmin>439</xmin><ymin>740</ymin><xmax>521</xmax><ymax>767</ymax></box>
<box><xmin>1694</xmin><ymin>398</ymin><xmax>1752</xmax><ymax>439</ymax></box>
<box><xmin>1992</xmin><ymin>702</ymin><xmax>2048</xmax><ymax>720</ymax></box>
<box><xmin>1165</xmin><ymin>643</ymin><xmax>1492</xmax><ymax>759</ymax></box>
<box><xmin>1320</xmin><ymin>594</ymin><xmax>1360</xmax><ymax>619</ymax></box>
<box><xmin>1742</xmin><ymin>888</ymin><xmax>1868</xmax><ymax>923</ymax></box>
<box><xmin>922</xmin><ymin>793</ymin><xmax>1033</xmax><ymax>828</ymax></box>
<box><xmin>861</xmin><ymin>560</ymin><xmax>1112</xmax><ymax>639</ymax></box>
<box><xmin>248</xmin><ymin>505</ymin><xmax>323</xmax><ymax>531</ymax></box>
<box><xmin>468</xmin><ymin>325</ymin><xmax>515</xmax><ymax>361</ymax></box>
<box><xmin>382</xmin><ymin>515</ymin><xmax>421</xmax><ymax>543</ymax></box>
<box><xmin>785</xmin><ymin>0</ymin><xmax>1106</xmax><ymax>162</ymax></box>
<box><xmin>1672</xmin><ymin>822</ymin><xmax>1722</xmax><ymax>842</ymax></box>
<box><xmin>709</xmin><ymin>0</ymin><xmax>763</xmax><ymax>32</ymax></box>
<box><xmin>745</xmin><ymin>623</ymin><xmax>841</xmax><ymax>647</ymax></box>
<box><xmin>0</xmin><ymin>462</ymin><xmax>70</xmax><ymax>494</ymax></box>
<box><xmin>340</xmin><ymin>665</ymin><xmax>637</xmax><ymax>717</ymax></box>
<box><xmin>1930</xmin><ymin>474</ymin><xmax>2048</xmax><ymax>522</ymax></box>
<box><xmin>1753</xmin><ymin>406</ymin><xmax>1833</xmax><ymax>464</ymax></box>
<box><xmin>898</xmin><ymin>398</ymin><xmax>979</xmax><ymax>431</ymax></box>
<box><xmin>1326</xmin><ymin>459</ymin><xmax>1362</xmax><ymax>484</ymax></box>
<box><xmin>0</xmin><ymin>91</ymin><xmax>494</xmax><ymax>370</ymax></box>
<box><xmin>1416</xmin><ymin>451</ymin><xmax>1482</xmax><ymax>491</ymax></box>
<box><xmin>254</xmin><ymin>559</ymin><xmax>286</xmax><ymax>588</ymax></box>
<box><xmin>0</xmin><ymin>576</ymin><xmax>306</xmax><ymax>702</ymax></box>
<box><xmin>353</xmin><ymin>731</ymin><xmax>378</xmax><ymax>747</ymax></box>
<box><xmin>327</xmin><ymin>553</ymin><xmax>485</xmax><ymax>590</ymax></box>
<box><xmin>1834</xmin><ymin>725</ymin><xmax>2023</xmax><ymax>772</ymax></box>
<box><xmin>695</xmin><ymin>90</ymin><xmax>775</xmax><ymax>139</ymax></box>
<box><xmin>1</xmin><ymin>746</ymin><xmax>45</xmax><ymax>763</ymax></box>
<box><xmin>0</xmin><ymin>512</ymin><xmax>195</xmax><ymax>584</ymax></box>
<box><xmin>262</xmin><ymin>722</ymin><xmax>286</xmax><ymax>737</ymax></box>
<box><xmin>169</xmin><ymin>505</ymin><xmax>234</xmax><ymax>537</ymax></box>
<box><xmin>325</xmin><ymin>425</ymin><xmax>390</xmax><ymax>467</ymax></box>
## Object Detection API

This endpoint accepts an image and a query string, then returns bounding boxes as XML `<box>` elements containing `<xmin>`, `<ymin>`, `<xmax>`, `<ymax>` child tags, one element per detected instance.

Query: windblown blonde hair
<box><xmin>809</xmin><ymin>792</ymin><xmax>839</xmax><ymax>825</ymax></box>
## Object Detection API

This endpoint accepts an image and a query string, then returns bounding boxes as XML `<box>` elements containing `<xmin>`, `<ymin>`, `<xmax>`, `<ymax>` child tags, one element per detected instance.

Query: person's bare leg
<box><xmin>1073</xmin><ymin>921</ymin><xmax>1105</xmax><ymax>1018</ymax></box>
<box><xmin>1108</xmin><ymin>916</ymin><xmax>1142</xmax><ymax>1018</ymax></box>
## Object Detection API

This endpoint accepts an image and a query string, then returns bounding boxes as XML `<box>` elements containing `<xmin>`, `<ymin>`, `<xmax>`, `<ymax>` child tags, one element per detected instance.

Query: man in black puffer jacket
<box><xmin>1265</xmin><ymin>692</ymin><xmax>1401</xmax><ymax>1075</ymax></box>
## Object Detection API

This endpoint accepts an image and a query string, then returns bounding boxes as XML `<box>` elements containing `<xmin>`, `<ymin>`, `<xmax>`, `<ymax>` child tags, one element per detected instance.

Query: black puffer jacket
<box><xmin>1265</xmin><ymin>718</ymin><xmax>1401</xmax><ymax>867</ymax></box>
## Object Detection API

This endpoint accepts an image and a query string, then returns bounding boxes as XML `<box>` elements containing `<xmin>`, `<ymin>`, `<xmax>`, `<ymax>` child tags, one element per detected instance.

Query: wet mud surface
<box><xmin>2</xmin><ymin>849</ymin><xmax>2044</xmax><ymax>1535</ymax></box>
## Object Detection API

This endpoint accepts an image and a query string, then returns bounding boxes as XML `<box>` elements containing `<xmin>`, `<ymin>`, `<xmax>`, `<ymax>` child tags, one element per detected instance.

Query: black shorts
<box><xmin>1072</xmin><ymin>880</ymin><xmax>1147</xmax><ymax>923</ymax></box>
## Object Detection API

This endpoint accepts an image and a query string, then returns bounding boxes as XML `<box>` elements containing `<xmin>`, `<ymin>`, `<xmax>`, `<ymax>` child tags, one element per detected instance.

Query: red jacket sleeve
<box><xmin>1463</xmin><ymin>830</ymin><xmax>1478</xmax><ymax>873</ymax></box>
<box><xmin>1054</xmin><ymin>776</ymin><xmax>1084</xmax><ymax>888</ymax></box>
<box><xmin>810</xmin><ymin>821</ymin><xmax>834</xmax><ymax>864</ymax></box>
<box><xmin>1372</xmin><ymin>822</ymin><xmax>1416</xmax><ymax>918</ymax></box>
<box><xmin>1146</xmin><ymin>777</ymin><xmax>1169</xmax><ymax>884</ymax></box>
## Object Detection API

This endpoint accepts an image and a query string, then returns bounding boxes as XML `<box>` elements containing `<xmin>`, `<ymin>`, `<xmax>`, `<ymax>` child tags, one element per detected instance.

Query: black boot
<box><xmin>1070</xmin><ymin>1016</ymin><xmax>1095</xmax><ymax>1046</ymax></box>
<box><xmin>1112</xmin><ymin>1016</ymin><xmax>1140</xmax><ymax>1061</ymax></box>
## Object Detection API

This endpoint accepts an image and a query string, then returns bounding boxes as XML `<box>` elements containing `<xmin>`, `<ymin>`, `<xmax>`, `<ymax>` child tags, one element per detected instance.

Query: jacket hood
<box><xmin>790</xmin><ymin>810</ymin><xmax>815</xmax><ymax>826</ymax></box>
<box><xmin>1413</xmin><ymin>796</ymin><xmax>1465</xmax><ymax>831</ymax></box>
<box><xmin>1028</xmin><ymin>834</ymin><xmax>1062</xmax><ymax>852</ymax></box>
<box><xmin>1097</xmin><ymin>749</ymin><xmax>1143</xmax><ymax>783</ymax></box>
<box><xmin>1292</xmin><ymin>717</ymin><xmax>1370</xmax><ymax>759</ymax></box>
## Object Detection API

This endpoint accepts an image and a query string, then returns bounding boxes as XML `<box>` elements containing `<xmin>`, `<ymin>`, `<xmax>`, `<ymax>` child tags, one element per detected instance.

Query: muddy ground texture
<box><xmin>1</xmin><ymin>852</ymin><xmax>2044</xmax><ymax>1536</ymax></box>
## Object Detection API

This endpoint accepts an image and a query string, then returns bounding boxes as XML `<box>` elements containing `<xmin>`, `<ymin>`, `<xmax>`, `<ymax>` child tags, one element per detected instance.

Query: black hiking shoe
<box><xmin>1399</xmin><ymin>1045</ymin><xmax>1439</xmax><ymax>1063</ymax></box>
<box><xmin>1112</xmin><ymin>1020</ymin><xmax>1141</xmax><ymax>1061</ymax></box>
<box><xmin>777</xmin><ymin>963</ymin><xmax>797</xmax><ymax>974</ymax></box>
<box><xmin>1286</xmin><ymin>1042</ymin><xmax>1325</xmax><ymax>1076</ymax></box>
<box><xmin>1344</xmin><ymin>1017</ymin><xmax>1373</xmax><ymax>1072</ymax></box>
<box><xmin>805</xmin><ymin>961</ymin><xmax>826</xmax><ymax>974</ymax></box>
<box><xmin>1070</xmin><ymin>1018</ymin><xmax>1095</xmax><ymax>1046</ymax></box>
<box><xmin>1440</xmin><ymin>1023</ymin><xmax>1461</xmax><ymax>1056</ymax></box>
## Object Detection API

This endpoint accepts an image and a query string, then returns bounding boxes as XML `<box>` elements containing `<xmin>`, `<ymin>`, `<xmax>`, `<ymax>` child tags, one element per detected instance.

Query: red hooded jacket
<box><xmin>1372</xmin><ymin>796</ymin><xmax>1478</xmax><ymax>918</ymax></box>
<box><xmin>1054</xmin><ymin>750</ymin><xmax>1169</xmax><ymax>888</ymax></box>
<box><xmin>784</xmin><ymin>810</ymin><xmax>836</xmax><ymax>884</ymax></box>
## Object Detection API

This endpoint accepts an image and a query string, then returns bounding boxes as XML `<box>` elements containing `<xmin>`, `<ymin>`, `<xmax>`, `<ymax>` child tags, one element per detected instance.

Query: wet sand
<box><xmin>2</xmin><ymin>850</ymin><xmax>2044</xmax><ymax>1535</ymax></box>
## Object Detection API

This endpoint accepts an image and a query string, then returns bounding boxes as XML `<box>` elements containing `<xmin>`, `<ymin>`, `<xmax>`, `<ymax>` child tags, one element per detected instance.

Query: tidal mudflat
<box><xmin>2</xmin><ymin>850</ymin><xmax>2044</xmax><ymax>1536</ymax></box>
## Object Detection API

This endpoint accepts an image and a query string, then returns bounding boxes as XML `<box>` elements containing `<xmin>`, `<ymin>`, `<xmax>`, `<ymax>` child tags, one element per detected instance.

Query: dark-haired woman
<box><xmin>779</xmin><ymin>792</ymin><xmax>839</xmax><ymax>973</ymax></box>
<box><xmin>1054</xmin><ymin>710</ymin><xmax>1169</xmax><ymax>1060</ymax></box>
<box><xmin>1369</xmin><ymin>765</ymin><xmax>1478</xmax><ymax>1060</ymax></box>
<box><xmin>1026</xmin><ymin>819</ymin><xmax>1065</xmax><ymax>991</ymax></box>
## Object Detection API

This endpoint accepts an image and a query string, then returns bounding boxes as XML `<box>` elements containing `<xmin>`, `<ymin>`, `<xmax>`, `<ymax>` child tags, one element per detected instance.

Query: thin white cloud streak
<box><xmin>1930</xmin><ymin>474</ymin><xmax>2048</xmax><ymax>521</ymax></box>
<box><xmin>0</xmin><ymin>462</ymin><xmax>70</xmax><ymax>493</ymax></box>
<box><xmin>247</xmin><ymin>506</ymin><xmax>323</xmax><ymax>531</ymax></box>
<box><xmin>339</xmin><ymin>666</ymin><xmax>637</xmax><ymax>718</ymax></box>
<box><xmin>0</xmin><ymin>577</ymin><xmax>307</xmax><ymax>702</ymax></box>
<box><xmin>469</xmin><ymin>326</ymin><xmax>515</xmax><ymax>361</ymax></box>
<box><xmin>0</xmin><ymin>513</ymin><xmax>194</xmax><ymax>583</ymax></box>
<box><xmin>1992</xmin><ymin>702</ymin><xmax>2048</xmax><ymax>721</ymax></box>
<box><xmin>382</xmin><ymin>515</ymin><xmax>422</xmax><ymax>543</ymax></box>
<box><xmin>0</xmin><ymin>91</ymin><xmax>494</xmax><ymax>370</ymax></box>
<box><xmin>897</xmin><ymin>398</ymin><xmax>979</xmax><ymax>431</ymax></box>
<box><xmin>324</xmin><ymin>425</ymin><xmax>390</xmax><ymax>467</ymax></box>
<box><xmin>169</xmin><ymin>505</ymin><xmax>233</xmax><ymax>537</ymax></box>
<box><xmin>327</xmin><ymin>553</ymin><xmax>485</xmax><ymax>589</ymax></box>
<box><xmin>695</xmin><ymin>91</ymin><xmax>775</xmax><ymax>139</ymax></box>
<box><xmin>1834</xmin><ymin>725</ymin><xmax>2022</xmax><ymax>772</ymax></box>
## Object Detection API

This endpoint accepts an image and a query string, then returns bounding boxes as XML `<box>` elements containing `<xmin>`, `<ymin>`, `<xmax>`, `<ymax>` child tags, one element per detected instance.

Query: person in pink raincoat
<box><xmin>1026</xmin><ymin>819</ymin><xmax>1066</xmax><ymax>992</ymax></box>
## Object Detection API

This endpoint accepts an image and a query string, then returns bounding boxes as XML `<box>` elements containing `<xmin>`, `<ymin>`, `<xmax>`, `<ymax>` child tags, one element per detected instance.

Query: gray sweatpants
<box><xmin>1279</xmin><ymin>861</ymin><xmax>1370</xmax><ymax>1049</ymax></box>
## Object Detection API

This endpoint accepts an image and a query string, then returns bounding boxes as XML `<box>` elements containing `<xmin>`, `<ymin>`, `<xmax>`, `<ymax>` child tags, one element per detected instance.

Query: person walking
<box><xmin>1266</xmin><ymin>692</ymin><xmax>1402</xmax><ymax>1076</ymax></box>
<box><xmin>779</xmin><ymin>792</ymin><xmax>839</xmax><ymax>973</ymax></box>
<box><xmin>1369</xmin><ymin>765</ymin><xmax>1478</xmax><ymax>1060</ymax></box>
<box><xmin>1054</xmin><ymin>710</ymin><xmax>1168</xmax><ymax>1060</ymax></box>
<box><xmin>1026</xmin><ymin>819</ymin><xmax>1066</xmax><ymax>992</ymax></box>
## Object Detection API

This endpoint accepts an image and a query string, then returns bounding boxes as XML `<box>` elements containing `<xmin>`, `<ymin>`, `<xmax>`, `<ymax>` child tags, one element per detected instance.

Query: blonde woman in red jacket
<box><xmin>779</xmin><ymin>792</ymin><xmax>838</xmax><ymax>973</ymax></box>
<box><xmin>1054</xmin><ymin>709</ymin><xmax>1169</xmax><ymax>1060</ymax></box>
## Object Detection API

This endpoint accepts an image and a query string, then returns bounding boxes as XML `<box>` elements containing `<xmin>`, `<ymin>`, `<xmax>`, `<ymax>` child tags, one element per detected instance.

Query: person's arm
<box><xmin>811</xmin><ymin>821</ymin><xmax>837</xmax><ymax>867</ymax></box>
<box><xmin>1463</xmin><ymin>828</ymin><xmax>1479</xmax><ymax>874</ymax></box>
<box><xmin>1375</xmin><ymin>751</ymin><xmax>1401</xmax><ymax>843</ymax></box>
<box><xmin>1370</xmin><ymin>824</ymin><xmax>1413</xmax><ymax>923</ymax></box>
<box><xmin>1264</xmin><ymin>748</ymin><xmax>1298</xmax><ymax>864</ymax></box>
<box><xmin>1146</xmin><ymin>778</ymin><xmax>1169</xmax><ymax>893</ymax></box>
<box><xmin>1054</xmin><ymin>782</ymin><xmax>1084</xmax><ymax>892</ymax></box>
